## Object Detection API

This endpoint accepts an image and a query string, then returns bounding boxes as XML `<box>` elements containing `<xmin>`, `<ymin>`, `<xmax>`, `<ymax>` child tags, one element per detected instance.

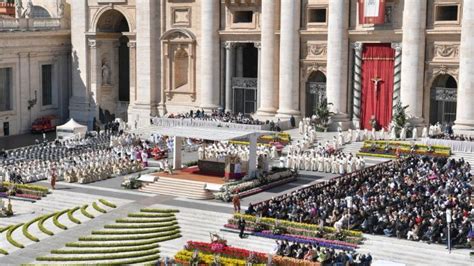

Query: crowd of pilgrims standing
<box><xmin>0</xmin><ymin>131</ymin><xmax>162</xmax><ymax>184</ymax></box>
<box><xmin>247</xmin><ymin>156</ymin><xmax>473</xmax><ymax>248</ymax></box>
<box><xmin>166</xmin><ymin>109</ymin><xmax>264</xmax><ymax>125</ymax></box>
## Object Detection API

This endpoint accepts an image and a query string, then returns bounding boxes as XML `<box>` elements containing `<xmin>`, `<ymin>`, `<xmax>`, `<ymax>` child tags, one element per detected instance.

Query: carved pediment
<box><xmin>302</xmin><ymin>62</ymin><xmax>326</xmax><ymax>81</ymax></box>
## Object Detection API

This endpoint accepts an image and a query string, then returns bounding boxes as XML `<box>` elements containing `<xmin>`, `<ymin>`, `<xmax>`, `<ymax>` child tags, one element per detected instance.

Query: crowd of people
<box><xmin>273</xmin><ymin>240</ymin><xmax>372</xmax><ymax>266</ymax></box>
<box><xmin>166</xmin><ymin>109</ymin><xmax>264</xmax><ymax>125</ymax></box>
<box><xmin>430</xmin><ymin>133</ymin><xmax>474</xmax><ymax>142</ymax></box>
<box><xmin>247</xmin><ymin>155</ymin><xmax>472</xmax><ymax>248</ymax></box>
<box><xmin>0</xmin><ymin>132</ymin><xmax>155</xmax><ymax>184</ymax></box>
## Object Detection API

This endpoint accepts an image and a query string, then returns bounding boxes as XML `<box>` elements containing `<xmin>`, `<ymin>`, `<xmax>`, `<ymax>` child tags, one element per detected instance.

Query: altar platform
<box><xmin>139</xmin><ymin>166</ymin><xmax>226</xmax><ymax>200</ymax></box>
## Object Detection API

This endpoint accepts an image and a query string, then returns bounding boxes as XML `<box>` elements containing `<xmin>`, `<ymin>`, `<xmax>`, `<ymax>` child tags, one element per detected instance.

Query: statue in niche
<box><xmin>22</xmin><ymin>0</ymin><xmax>33</xmax><ymax>19</ymax></box>
<box><xmin>58</xmin><ymin>0</ymin><xmax>65</xmax><ymax>18</ymax></box>
<box><xmin>101</xmin><ymin>61</ymin><xmax>111</xmax><ymax>85</ymax></box>
<box><xmin>15</xmin><ymin>0</ymin><xmax>23</xmax><ymax>18</ymax></box>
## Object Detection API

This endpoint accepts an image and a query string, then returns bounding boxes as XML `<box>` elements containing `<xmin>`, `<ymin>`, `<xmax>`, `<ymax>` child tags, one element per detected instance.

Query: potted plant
<box><xmin>313</xmin><ymin>98</ymin><xmax>334</xmax><ymax>132</ymax></box>
<box><xmin>392</xmin><ymin>101</ymin><xmax>409</xmax><ymax>137</ymax></box>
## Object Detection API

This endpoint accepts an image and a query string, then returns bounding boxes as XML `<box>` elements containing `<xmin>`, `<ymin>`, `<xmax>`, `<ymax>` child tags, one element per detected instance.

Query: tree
<box><xmin>313</xmin><ymin>98</ymin><xmax>334</xmax><ymax>131</ymax></box>
<box><xmin>391</xmin><ymin>101</ymin><xmax>409</xmax><ymax>136</ymax></box>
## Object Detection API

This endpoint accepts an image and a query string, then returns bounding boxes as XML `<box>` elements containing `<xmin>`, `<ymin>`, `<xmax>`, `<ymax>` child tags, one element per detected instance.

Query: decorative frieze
<box><xmin>301</xmin><ymin>62</ymin><xmax>326</xmax><ymax>81</ymax></box>
<box><xmin>232</xmin><ymin>77</ymin><xmax>257</xmax><ymax>88</ymax></box>
<box><xmin>305</xmin><ymin>42</ymin><xmax>327</xmax><ymax>59</ymax></box>
<box><xmin>432</xmin><ymin>43</ymin><xmax>459</xmax><ymax>61</ymax></box>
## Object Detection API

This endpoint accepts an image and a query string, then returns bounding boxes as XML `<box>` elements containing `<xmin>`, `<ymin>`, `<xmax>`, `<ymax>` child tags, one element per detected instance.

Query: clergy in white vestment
<box><xmin>379</xmin><ymin>128</ymin><xmax>385</xmax><ymax>140</ymax></box>
<box><xmin>371</xmin><ymin>128</ymin><xmax>376</xmax><ymax>140</ymax></box>
<box><xmin>412</xmin><ymin>127</ymin><xmax>418</xmax><ymax>140</ymax></box>
<box><xmin>422</xmin><ymin>127</ymin><xmax>428</xmax><ymax>138</ymax></box>
<box><xmin>318</xmin><ymin>156</ymin><xmax>324</xmax><ymax>172</ymax></box>
<box><xmin>389</xmin><ymin>126</ymin><xmax>397</xmax><ymax>140</ymax></box>
<box><xmin>298</xmin><ymin>121</ymin><xmax>304</xmax><ymax>134</ymax></box>
<box><xmin>400</xmin><ymin>127</ymin><xmax>407</xmax><ymax>140</ymax></box>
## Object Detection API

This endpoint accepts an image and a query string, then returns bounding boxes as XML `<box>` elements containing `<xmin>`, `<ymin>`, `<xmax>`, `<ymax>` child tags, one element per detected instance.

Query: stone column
<box><xmin>454</xmin><ymin>1</ymin><xmax>474</xmax><ymax>131</ymax></box>
<box><xmin>88</xmin><ymin>38</ymin><xmax>100</xmax><ymax>121</ymax></box>
<box><xmin>131</xmin><ymin>0</ymin><xmax>160</xmax><ymax>126</ymax></box>
<box><xmin>235</xmin><ymin>45</ymin><xmax>244</xmax><ymax>78</ymax></box>
<box><xmin>200</xmin><ymin>0</ymin><xmax>220</xmax><ymax>110</ymax></box>
<box><xmin>257</xmin><ymin>0</ymin><xmax>277</xmax><ymax>116</ymax></box>
<box><xmin>128</xmin><ymin>40</ymin><xmax>137</xmax><ymax>105</ymax></box>
<box><xmin>173</xmin><ymin>136</ymin><xmax>182</xmax><ymax>170</ymax></box>
<box><xmin>400</xmin><ymin>0</ymin><xmax>427</xmax><ymax>126</ymax></box>
<box><xmin>391</xmin><ymin>43</ymin><xmax>402</xmax><ymax>113</ymax></box>
<box><xmin>351</xmin><ymin>42</ymin><xmax>363</xmax><ymax>127</ymax></box>
<box><xmin>69</xmin><ymin>0</ymin><xmax>91</xmax><ymax>124</ymax></box>
<box><xmin>255</xmin><ymin>42</ymin><xmax>261</xmax><ymax>109</ymax></box>
<box><xmin>326</xmin><ymin>0</ymin><xmax>350</xmax><ymax>127</ymax></box>
<box><xmin>224</xmin><ymin>42</ymin><xmax>235</xmax><ymax>112</ymax></box>
<box><xmin>277</xmin><ymin>0</ymin><xmax>301</xmax><ymax>117</ymax></box>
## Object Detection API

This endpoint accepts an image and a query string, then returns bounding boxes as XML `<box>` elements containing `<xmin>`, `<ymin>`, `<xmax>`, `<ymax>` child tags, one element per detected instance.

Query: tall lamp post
<box><xmin>346</xmin><ymin>196</ymin><xmax>353</xmax><ymax>230</ymax></box>
<box><xmin>446</xmin><ymin>209</ymin><xmax>452</xmax><ymax>253</ymax></box>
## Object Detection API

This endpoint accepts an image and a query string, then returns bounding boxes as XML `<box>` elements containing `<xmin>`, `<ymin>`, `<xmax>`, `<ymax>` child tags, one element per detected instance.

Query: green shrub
<box><xmin>104</xmin><ymin>221</ymin><xmax>178</xmax><ymax>229</ymax></box>
<box><xmin>98</xmin><ymin>199</ymin><xmax>117</xmax><ymax>208</ymax></box>
<box><xmin>0</xmin><ymin>225</ymin><xmax>11</xmax><ymax>233</ymax></box>
<box><xmin>115</xmin><ymin>217</ymin><xmax>176</xmax><ymax>224</ymax></box>
<box><xmin>53</xmin><ymin>209</ymin><xmax>69</xmax><ymax>230</ymax></box>
<box><xmin>22</xmin><ymin>215</ymin><xmax>44</xmax><ymax>242</ymax></box>
<box><xmin>1</xmin><ymin>182</ymin><xmax>49</xmax><ymax>194</ymax></box>
<box><xmin>38</xmin><ymin>213</ymin><xmax>55</xmax><ymax>236</ymax></box>
<box><xmin>36</xmin><ymin>248</ymin><xmax>160</xmax><ymax>261</ymax></box>
<box><xmin>51</xmin><ymin>243</ymin><xmax>160</xmax><ymax>254</ymax></box>
<box><xmin>66</xmin><ymin>234</ymin><xmax>180</xmax><ymax>248</ymax></box>
<box><xmin>92</xmin><ymin>202</ymin><xmax>107</xmax><ymax>214</ymax></box>
<box><xmin>67</xmin><ymin>207</ymin><xmax>81</xmax><ymax>224</ymax></box>
<box><xmin>139</xmin><ymin>208</ymin><xmax>179</xmax><ymax>213</ymax></box>
<box><xmin>96</xmin><ymin>253</ymin><xmax>160</xmax><ymax>265</ymax></box>
<box><xmin>80</xmin><ymin>205</ymin><xmax>95</xmax><ymax>219</ymax></box>
<box><xmin>127</xmin><ymin>213</ymin><xmax>174</xmax><ymax>218</ymax></box>
<box><xmin>7</xmin><ymin>223</ymin><xmax>25</xmax><ymax>248</ymax></box>
<box><xmin>91</xmin><ymin>225</ymin><xmax>180</xmax><ymax>235</ymax></box>
<box><xmin>78</xmin><ymin>229</ymin><xmax>180</xmax><ymax>241</ymax></box>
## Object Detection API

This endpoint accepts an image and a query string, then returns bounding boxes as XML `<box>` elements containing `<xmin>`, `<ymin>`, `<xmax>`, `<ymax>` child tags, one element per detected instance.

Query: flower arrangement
<box><xmin>358</xmin><ymin>140</ymin><xmax>451</xmax><ymax>158</ymax></box>
<box><xmin>214</xmin><ymin>170</ymin><xmax>296</xmax><ymax>202</ymax></box>
<box><xmin>185</xmin><ymin>241</ymin><xmax>266</xmax><ymax>262</ymax></box>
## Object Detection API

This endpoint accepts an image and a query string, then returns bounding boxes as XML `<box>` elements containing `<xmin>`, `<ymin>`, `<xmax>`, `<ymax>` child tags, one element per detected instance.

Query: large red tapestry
<box><xmin>360</xmin><ymin>43</ymin><xmax>395</xmax><ymax>129</ymax></box>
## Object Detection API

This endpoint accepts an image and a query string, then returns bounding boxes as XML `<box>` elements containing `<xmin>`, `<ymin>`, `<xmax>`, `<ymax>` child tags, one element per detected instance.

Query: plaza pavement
<box><xmin>0</xmin><ymin>129</ymin><xmax>471</xmax><ymax>265</ymax></box>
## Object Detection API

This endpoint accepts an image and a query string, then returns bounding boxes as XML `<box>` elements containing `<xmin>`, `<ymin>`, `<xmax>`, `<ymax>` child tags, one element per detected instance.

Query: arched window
<box><xmin>32</xmin><ymin>6</ymin><xmax>51</xmax><ymax>18</ymax></box>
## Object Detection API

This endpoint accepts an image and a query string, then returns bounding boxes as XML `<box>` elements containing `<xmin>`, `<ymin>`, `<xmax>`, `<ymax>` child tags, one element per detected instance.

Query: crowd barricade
<box><xmin>150</xmin><ymin>117</ymin><xmax>272</xmax><ymax>131</ymax></box>
<box><xmin>422</xmin><ymin>137</ymin><xmax>474</xmax><ymax>153</ymax></box>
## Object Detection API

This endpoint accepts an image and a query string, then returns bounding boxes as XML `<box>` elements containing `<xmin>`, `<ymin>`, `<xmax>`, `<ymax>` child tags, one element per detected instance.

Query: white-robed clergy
<box><xmin>412</xmin><ymin>127</ymin><xmax>418</xmax><ymax>140</ymax></box>
<box><xmin>400</xmin><ymin>127</ymin><xmax>407</xmax><ymax>140</ymax></box>
<box><xmin>422</xmin><ymin>127</ymin><xmax>428</xmax><ymax>138</ymax></box>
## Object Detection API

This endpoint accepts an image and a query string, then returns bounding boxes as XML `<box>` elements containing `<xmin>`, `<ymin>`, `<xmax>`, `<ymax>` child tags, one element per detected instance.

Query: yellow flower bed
<box><xmin>229</xmin><ymin>140</ymin><xmax>271</xmax><ymax>147</ymax></box>
<box><xmin>234</xmin><ymin>214</ymin><xmax>362</xmax><ymax>238</ymax></box>
<box><xmin>362</xmin><ymin>140</ymin><xmax>451</xmax><ymax>156</ymax></box>
<box><xmin>174</xmin><ymin>250</ymin><xmax>265</xmax><ymax>266</ymax></box>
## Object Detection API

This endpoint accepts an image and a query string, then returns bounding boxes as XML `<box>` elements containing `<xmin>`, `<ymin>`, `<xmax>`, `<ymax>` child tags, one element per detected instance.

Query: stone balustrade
<box><xmin>0</xmin><ymin>18</ymin><xmax>64</xmax><ymax>31</ymax></box>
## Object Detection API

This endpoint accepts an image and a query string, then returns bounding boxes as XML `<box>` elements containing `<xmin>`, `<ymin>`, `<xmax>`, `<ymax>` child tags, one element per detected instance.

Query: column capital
<box><xmin>351</xmin><ymin>42</ymin><xmax>363</xmax><ymax>52</ymax></box>
<box><xmin>88</xmin><ymin>39</ymin><xmax>99</xmax><ymax>48</ymax></box>
<box><xmin>391</xmin><ymin>42</ymin><xmax>402</xmax><ymax>52</ymax></box>
<box><xmin>127</xmin><ymin>40</ymin><xmax>136</xmax><ymax>48</ymax></box>
<box><xmin>224</xmin><ymin>41</ymin><xmax>235</xmax><ymax>50</ymax></box>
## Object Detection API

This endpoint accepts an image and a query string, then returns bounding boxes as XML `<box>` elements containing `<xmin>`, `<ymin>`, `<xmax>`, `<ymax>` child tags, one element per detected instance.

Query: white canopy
<box><xmin>56</xmin><ymin>118</ymin><xmax>87</xmax><ymax>140</ymax></box>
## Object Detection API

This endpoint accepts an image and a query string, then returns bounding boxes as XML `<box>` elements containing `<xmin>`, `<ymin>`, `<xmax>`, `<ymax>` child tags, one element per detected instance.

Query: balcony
<box><xmin>0</xmin><ymin>17</ymin><xmax>65</xmax><ymax>31</ymax></box>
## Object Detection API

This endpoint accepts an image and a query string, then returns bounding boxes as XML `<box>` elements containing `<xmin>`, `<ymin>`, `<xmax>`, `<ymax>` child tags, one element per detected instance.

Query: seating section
<box><xmin>35</xmin><ymin>208</ymin><xmax>181</xmax><ymax>264</ymax></box>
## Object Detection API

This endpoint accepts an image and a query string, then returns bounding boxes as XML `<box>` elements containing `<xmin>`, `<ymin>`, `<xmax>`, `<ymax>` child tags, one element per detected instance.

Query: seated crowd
<box><xmin>430</xmin><ymin>133</ymin><xmax>474</xmax><ymax>142</ymax></box>
<box><xmin>247</xmin><ymin>156</ymin><xmax>472</xmax><ymax>248</ymax></box>
<box><xmin>166</xmin><ymin>109</ymin><xmax>264</xmax><ymax>125</ymax></box>
<box><xmin>0</xmin><ymin>132</ymin><xmax>160</xmax><ymax>184</ymax></box>
<box><xmin>274</xmin><ymin>240</ymin><xmax>372</xmax><ymax>266</ymax></box>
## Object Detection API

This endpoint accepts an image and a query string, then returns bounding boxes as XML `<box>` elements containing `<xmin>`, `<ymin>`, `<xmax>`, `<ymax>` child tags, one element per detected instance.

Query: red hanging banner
<box><xmin>358</xmin><ymin>0</ymin><xmax>386</xmax><ymax>25</ymax></box>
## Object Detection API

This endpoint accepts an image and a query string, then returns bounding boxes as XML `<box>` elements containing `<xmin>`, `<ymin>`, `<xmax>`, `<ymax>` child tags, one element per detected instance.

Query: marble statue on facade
<box><xmin>58</xmin><ymin>0</ymin><xmax>65</xmax><ymax>18</ymax></box>
<box><xmin>101</xmin><ymin>62</ymin><xmax>111</xmax><ymax>85</ymax></box>
<box><xmin>15</xmin><ymin>0</ymin><xmax>23</xmax><ymax>18</ymax></box>
<box><xmin>23</xmin><ymin>0</ymin><xmax>33</xmax><ymax>19</ymax></box>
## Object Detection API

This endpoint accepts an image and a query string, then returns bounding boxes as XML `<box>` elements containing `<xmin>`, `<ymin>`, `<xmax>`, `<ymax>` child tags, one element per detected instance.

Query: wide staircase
<box><xmin>139</xmin><ymin>177</ymin><xmax>215</xmax><ymax>200</ymax></box>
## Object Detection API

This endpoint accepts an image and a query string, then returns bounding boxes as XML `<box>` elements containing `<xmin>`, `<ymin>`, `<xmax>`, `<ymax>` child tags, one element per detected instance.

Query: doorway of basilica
<box><xmin>429</xmin><ymin>74</ymin><xmax>457</xmax><ymax>125</ymax></box>
<box><xmin>93</xmin><ymin>9</ymin><xmax>131</xmax><ymax>124</ymax></box>
<box><xmin>305</xmin><ymin>71</ymin><xmax>327</xmax><ymax>116</ymax></box>
<box><xmin>231</xmin><ymin>43</ymin><xmax>258</xmax><ymax>115</ymax></box>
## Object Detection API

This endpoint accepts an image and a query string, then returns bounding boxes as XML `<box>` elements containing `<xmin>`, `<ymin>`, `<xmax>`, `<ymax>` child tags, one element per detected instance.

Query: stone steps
<box><xmin>139</xmin><ymin>177</ymin><xmax>214</xmax><ymax>200</ymax></box>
